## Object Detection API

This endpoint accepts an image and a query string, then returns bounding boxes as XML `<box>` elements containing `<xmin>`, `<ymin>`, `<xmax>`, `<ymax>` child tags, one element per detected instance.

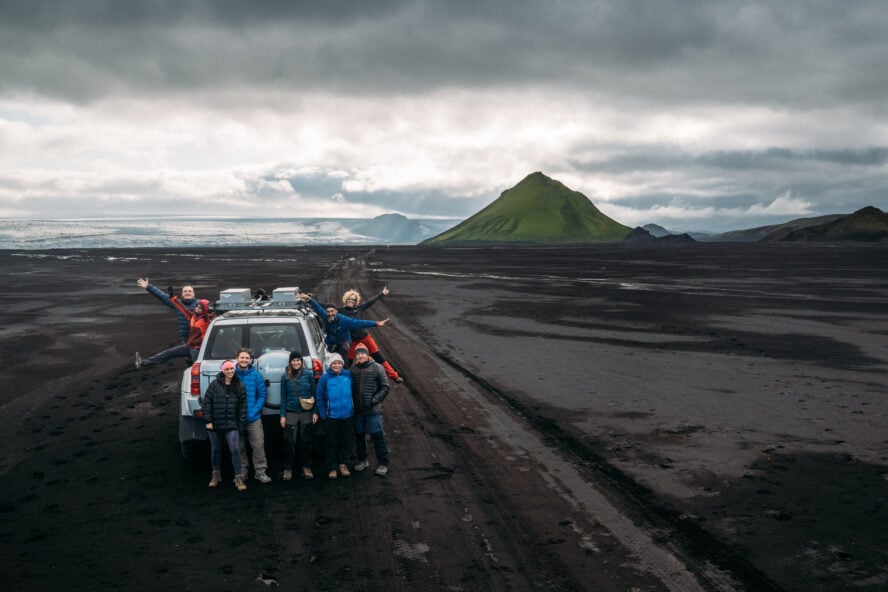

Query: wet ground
<box><xmin>1</xmin><ymin>243</ymin><xmax>886</xmax><ymax>591</ymax></box>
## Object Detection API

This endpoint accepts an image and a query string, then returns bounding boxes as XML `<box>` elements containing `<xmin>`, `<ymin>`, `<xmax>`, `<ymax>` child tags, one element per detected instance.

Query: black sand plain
<box><xmin>1</xmin><ymin>243</ymin><xmax>886</xmax><ymax>592</ymax></box>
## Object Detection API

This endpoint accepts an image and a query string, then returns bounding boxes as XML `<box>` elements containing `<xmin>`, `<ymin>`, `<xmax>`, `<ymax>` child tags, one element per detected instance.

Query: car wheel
<box><xmin>180</xmin><ymin>439</ymin><xmax>206</xmax><ymax>463</ymax></box>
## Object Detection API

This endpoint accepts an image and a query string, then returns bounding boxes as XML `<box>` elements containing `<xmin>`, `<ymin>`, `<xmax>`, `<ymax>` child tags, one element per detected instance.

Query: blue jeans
<box><xmin>355</xmin><ymin>413</ymin><xmax>389</xmax><ymax>466</ymax></box>
<box><xmin>208</xmin><ymin>429</ymin><xmax>242</xmax><ymax>476</ymax></box>
<box><xmin>142</xmin><ymin>343</ymin><xmax>192</xmax><ymax>367</ymax></box>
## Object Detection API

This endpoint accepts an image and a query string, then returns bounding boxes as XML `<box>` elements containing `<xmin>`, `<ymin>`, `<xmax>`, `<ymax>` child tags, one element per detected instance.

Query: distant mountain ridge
<box><xmin>422</xmin><ymin>172</ymin><xmax>631</xmax><ymax>245</ymax></box>
<box><xmin>714</xmin><ymin>214</ymin><xmax>845</xmax><ymax>242</ymax></box>
<box><xmin>623</xmin><ymin>227</ymin><xmax>696</xmax><ymax>244</ymax></box>
<box><xmin>354</xmin><ymin>213</ymin><xmax>426</xmax><ymax>243</ymax></box>
<box><xmin>763</xmin><ymin>206</ymin><xmax>888</xmax><ymax>242</ymax></box>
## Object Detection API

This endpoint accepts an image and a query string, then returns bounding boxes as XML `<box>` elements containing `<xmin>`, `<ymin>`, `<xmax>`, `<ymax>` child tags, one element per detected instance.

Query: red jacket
<box><xmin>172</xmin><ymin>297</ymin><xmax>214</xmax><ymax>349</ymax></box>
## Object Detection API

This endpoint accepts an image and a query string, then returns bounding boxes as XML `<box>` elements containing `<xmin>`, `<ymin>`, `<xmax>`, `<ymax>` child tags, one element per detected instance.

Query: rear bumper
<box><xmin>179</xmin><ymin>414</ymin><xmax>207</xmax><ymax>443</ymax></box>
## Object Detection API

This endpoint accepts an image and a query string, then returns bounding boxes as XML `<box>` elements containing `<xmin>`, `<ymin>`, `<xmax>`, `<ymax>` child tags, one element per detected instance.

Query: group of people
<box><xmin>135</xmin><ymin>278</ymin><xmax>401</xmax><ymax>491</ymax></box>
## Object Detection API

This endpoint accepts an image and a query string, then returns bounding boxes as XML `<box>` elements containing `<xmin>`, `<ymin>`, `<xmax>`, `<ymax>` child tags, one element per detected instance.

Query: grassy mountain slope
<box><xmin>422</xmin><ymin>172</ymin><xmax>630</xmax><ymax>245</ymax></box>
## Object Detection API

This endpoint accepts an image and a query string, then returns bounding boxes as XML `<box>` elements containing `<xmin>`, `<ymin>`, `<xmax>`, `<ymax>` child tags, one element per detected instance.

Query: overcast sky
<box><xmin>1</xmin><ymin>0</ymin><xmax>886</xmax><ymax>232</ymax></box>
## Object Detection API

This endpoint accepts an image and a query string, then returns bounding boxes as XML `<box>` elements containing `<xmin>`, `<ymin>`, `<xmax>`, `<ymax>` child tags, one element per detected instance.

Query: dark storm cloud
<box><xmin>572</xmin><ymin>147</ymin><xmax>888</xmax><ymax>174</ymax></box>
<box><xmin>2</xmin><ymin>0</ymin><xmax>887</xmax><ymax>110</ymax></box>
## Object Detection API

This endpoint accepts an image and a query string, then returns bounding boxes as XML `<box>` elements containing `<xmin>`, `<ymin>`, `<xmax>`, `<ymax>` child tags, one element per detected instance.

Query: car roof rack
<box><xmin>215</xmin><ymin>287</ymin><xmax>313</xmax><ymax>313</ymax></box>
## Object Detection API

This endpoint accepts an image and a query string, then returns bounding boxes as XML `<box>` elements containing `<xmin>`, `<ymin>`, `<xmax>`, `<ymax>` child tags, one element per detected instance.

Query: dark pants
<box><xmin>324</xmin><ymin>417</ymin><xmax>354</xmax><ymax>471</ymax></box>
<box><xmin>282</xmin><ymin>412</ymin><xmax>314</xmax><ymax>471</ymax></box>
<box><xmin>142</xmin><ymin>343</ymin><xmax>192</xmax><ymax>367</ymax></box>
<box><xmin>355</xmin><ymin>413</ymin><xmax>389</xmax><ymax>466</ymax></box>
<box><xmin>208</xmin><ymin>429</ymin><xmax>242</xmax><ymax>476</ymax></box>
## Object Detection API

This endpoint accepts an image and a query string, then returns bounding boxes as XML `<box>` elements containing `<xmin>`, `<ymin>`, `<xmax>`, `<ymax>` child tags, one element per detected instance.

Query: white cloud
<box><xmin>0</xmin><ymin>1</ymin><xmax>887</xmax><ymax>230</ymax></box>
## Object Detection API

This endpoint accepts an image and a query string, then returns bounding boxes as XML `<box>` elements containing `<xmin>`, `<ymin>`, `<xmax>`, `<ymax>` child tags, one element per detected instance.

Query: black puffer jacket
<box><xmin>202</xmin><ymin>373</ymin><xmax>247</xmax><ymax>432</ymax></box>
<box><xmin>349</xmin><ymin>360</ymin><xmax>390</xmax><ymax>414</ymax></box>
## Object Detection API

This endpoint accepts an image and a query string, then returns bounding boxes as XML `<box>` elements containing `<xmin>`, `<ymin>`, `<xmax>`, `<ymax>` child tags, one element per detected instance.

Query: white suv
<box><xmin>178</xmin><ymin>287</ymin><xmax>328</xmax><ymax>461</ymax></box>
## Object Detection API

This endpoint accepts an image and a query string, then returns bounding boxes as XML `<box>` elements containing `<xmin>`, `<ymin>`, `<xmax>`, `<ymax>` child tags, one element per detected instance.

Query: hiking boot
<box><xmin>354</xmin><ymin>459</ymin><xmax>370</xmax><ymax>471</ymax></box>
<box><xmin>234</xmin><ymin>475</ymin><xmax>247</xmax><ymax>491</ymax></box>
<box><xmin>339</xmin><ymin>464</ymin><xmax>351</xmax><ymax>477</ymax></box>
<box><xmin>255</xmin><ymin>472</ymin><xmax>272</xmax><ymax>484</ymax></box>
<box><xmin>327</xmin><ymin>470</ymin><xmax>338</xmax><ymax>480</ymax></box>
<box><xmin>208</xmin><ymin>471</ymin><xmax>222</xmax><ymax>487</ymax></box>
<box><xmin>302</xmin><ymin>467</ymin><xmax>314</xmax><ymax>479</ymax></box>
<box><xmin>282</xmin><ymin>470</ymin><xmax>292</xmax><ymax>481</ymax></box>
<box><xmin>134</xmin><ymin>352</ymin><xmax>142</xmax><ymax>369</ymax></box>
<box><xmin>375</xmin><ymin>465</ymin><xmax>389</xmax><ymax>476</ymax></box>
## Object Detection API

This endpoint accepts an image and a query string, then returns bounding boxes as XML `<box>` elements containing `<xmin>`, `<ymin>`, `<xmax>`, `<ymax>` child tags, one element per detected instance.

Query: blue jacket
<box><xmin>315</xmin><ymin>368</ymin><xmax>353</xmax><ymax>420</ymax></box>
<box><xmin>307</xmin><ymin>297</ymin><xmax>377</xmax><ymax>347</ymax></box>
<box><xmin>146</xmin><ymin>283</ymin><xmax>197</xmax><ymax>343</ymax></box>
<box><xmin>339</xmin><ymin>290</ymin><xmax>384</xmax><ymax>340</ymax></box>
<box><xmin>236</xmin><ymin>365</ymin><xmax>268</xmax><ymax>423</ymax></box>
<box><xmin>280</xmin><ymin>368</ymin><xmax>316</xmax><ymax>415</ymax></box>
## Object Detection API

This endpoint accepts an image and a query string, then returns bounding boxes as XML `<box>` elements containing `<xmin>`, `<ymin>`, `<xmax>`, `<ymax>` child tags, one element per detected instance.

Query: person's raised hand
<box><xmin>377</xmin><ymin>318</ymin><xmax>390</xmax><ymax>327</ymax></box>
<box><xmin>382</xmin><ymin>286</ymin><xmax>390</xmax><ymax>296</ymax></box>
<box><xmin>136</xmin><ymin>278</ymin><xmax>149</xmax><ymax>289</ymax></box>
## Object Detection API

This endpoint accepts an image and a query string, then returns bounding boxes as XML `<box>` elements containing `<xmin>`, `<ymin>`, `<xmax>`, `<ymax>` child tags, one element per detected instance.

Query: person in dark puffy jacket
<box><xmin>203</xmin><ymin>360</ymin><xmax>247</xmax><ymax>491</ymax></box>
<box><xmin>315</xmin><ymin>353</ymin><xmax>354</xmax><ymax>479</ymax></box>
<box><xmin>279</xmin><ymin>351</ymin><xmax>317</xmax><ymax>481</ymax></box>
<box><xmin>350</xmin><ymin>343</ymin><xmax>392</xmax><ymax>475</ymax></box>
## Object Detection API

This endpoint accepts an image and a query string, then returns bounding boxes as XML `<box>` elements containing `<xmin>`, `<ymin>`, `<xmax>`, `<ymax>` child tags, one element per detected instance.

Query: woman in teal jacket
<box><xmin>279</xmin><ymin>351</ymin><xmax>317</xmax><ymax>481</ymax></box>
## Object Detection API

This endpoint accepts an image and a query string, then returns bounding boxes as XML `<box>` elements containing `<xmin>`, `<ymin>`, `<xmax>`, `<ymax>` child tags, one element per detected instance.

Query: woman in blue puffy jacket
<box><xmin>314</xmin><ymin>353</ymin><xmax>354</xmax><ymax>479</ymax></box>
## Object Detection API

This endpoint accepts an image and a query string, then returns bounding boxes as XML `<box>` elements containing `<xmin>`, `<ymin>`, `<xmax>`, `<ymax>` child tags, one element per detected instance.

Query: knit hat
<box><xmin>221</xmin><ymin>360</ymin><xmax>235</xmax><ymax>371</ymax></box>
<box><xmin>353</xmin><ymin>343</ymin><xmax>369</xmax><ymax>354</ymax></box>
<box><xmin>289</xmin><ymin>351</ymin><xmax>303</xmax><ymax>363</ymax></box>
<box><xmin>328</xmin><ymin>353</ymin><xmax>344</xmax><ymax>365</ymax></box>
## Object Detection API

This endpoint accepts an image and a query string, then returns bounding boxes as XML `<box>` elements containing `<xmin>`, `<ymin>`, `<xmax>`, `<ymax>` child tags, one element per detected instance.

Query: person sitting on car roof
<box><xmin>298</xmin><ymin>293</ymin><xmax>389</xmax><ymax>361</ymax></box>
<box><xmin>134</xmin><ymin>277</ymin><xmax>200</xmax><ymax>369</ymax></box>
<box><xmin>170</xmin><ymin>297</ymin><xmax>215</xmax><ymax>364</ymax></box>
<box><xmin>339</xmin><ymin>287</ymin><xmax>402</xmax><ymax>383</ymax></box>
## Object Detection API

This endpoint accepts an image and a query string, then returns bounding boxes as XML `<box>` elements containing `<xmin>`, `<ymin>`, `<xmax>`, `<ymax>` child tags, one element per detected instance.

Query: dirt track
<box><xmin>1</xmin><ymin>245</ymin><xmax>886</xmax><ymax>591</ymax></box>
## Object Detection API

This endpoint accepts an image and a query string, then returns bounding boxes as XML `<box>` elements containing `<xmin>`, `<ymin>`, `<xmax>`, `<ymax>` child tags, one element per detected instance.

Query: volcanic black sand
<box><xmin>1</xmin><ymin>244</ymin><xmax>886</xmax><ymax>592</ymax></box>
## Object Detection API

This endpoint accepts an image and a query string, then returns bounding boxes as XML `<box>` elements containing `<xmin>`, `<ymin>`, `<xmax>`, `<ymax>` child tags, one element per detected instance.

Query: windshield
<box><xmin>205</xmin><ymin>322</ymin><xmax>309</xmax><ymax>359</ymax></box>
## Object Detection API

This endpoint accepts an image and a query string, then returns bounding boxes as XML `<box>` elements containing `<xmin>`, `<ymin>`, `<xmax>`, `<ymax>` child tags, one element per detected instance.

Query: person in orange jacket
<box><xmin>170</xmin><ymin>297</ymin><xmax>214</xmax><ymax>363</ymax></box>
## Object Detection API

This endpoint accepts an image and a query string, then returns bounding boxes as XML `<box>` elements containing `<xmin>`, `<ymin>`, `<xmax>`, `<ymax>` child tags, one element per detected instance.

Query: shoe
<box><xmin>208</xmin><ymin>471</ymin><xmax>221</xmax><ymax>487</ymax></box>
<box><xmin>302</xmin><ymin>467</ymin><xmax>314</xmax><ymax>479</ymax></box>
<box><xmin>327</xmin><ymin>470</ymin><xmax>338</xmax><ymax>479</ymax></box>
<box><xmin>234</xmin><ymin>476</ymin><xmax>247</xmax><ymax>491</ymax></box>
<box><xmin>134</xmin><ymin>352</ymin><xmax>142</xmax><ymax>369</ymax></box>
<box><xmin>375</xmin><ymin>465</ymin><xmax>389</xmax><ymax>476</ymax></box>
<box><xmin>282</xmin><ymin>470</ymin><xmax>292</xmax><ymax>481</ymax></box>
<box><xmin>339</xmin><ymin>464</ymin><xmax>351</xmax><ymax>477</ymax></box>
<box><xmin>354</xmin><ymin>459</ymin><xmax>369</xmax><ymax>471</ymax></box>
<box><xmin>255</xmin><ymin>472</ymin><xmax>272</xmax><ymax>484</ymax></box>
<box><xmin>392</xmin><ymin>376</ymin><xmax>403</xmax><ymax>384</ymax></box>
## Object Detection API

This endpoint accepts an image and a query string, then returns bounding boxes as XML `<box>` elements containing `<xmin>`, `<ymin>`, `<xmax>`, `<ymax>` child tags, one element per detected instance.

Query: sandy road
<box><xmin>302</xmin><ymin>253</ymin><xmax>731</xmax><ymax>592</ymax></box>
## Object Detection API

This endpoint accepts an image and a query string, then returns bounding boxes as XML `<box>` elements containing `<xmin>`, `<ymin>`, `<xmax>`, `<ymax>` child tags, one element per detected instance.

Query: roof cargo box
<box><xmin>219</xmin><ymin>288</ymin><xmax>252</xmax><ymax>303</ymax></box>
<box><xmin>272</xmin><ymin>287</ymin><xmax>301</xmax><ymax>303</ymax></box>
